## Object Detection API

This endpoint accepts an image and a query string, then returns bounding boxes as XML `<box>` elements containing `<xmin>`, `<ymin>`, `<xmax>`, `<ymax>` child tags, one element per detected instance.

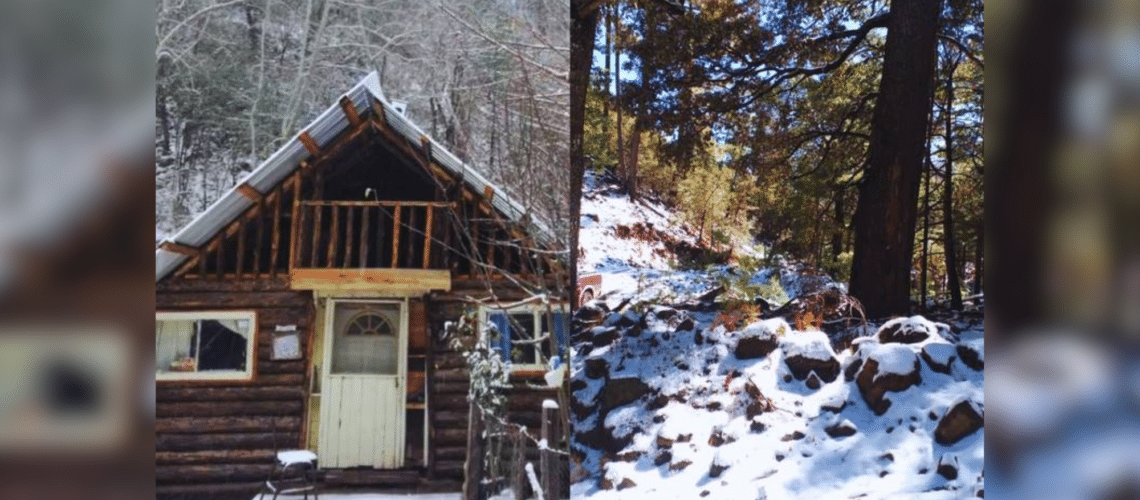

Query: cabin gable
<box><xmin>158</xmin><ymin>101</ymin><xmax>556</xmax><ymax>290</ymax></box>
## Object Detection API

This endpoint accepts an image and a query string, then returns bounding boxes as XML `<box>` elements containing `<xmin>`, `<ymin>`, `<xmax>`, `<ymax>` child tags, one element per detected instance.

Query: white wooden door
<box><xmin>319</xmin><ymin>300</ymin><xmax>407</xmax><ymax>468</ymax></box>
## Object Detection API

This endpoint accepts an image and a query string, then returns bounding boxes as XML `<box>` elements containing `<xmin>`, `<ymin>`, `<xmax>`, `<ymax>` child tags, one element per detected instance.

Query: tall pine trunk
<box><xmin>943</xmin><ymin>57</ymin><xmax>963</xmax><ymax>310</ymax></box>
<box><xmin>603</xmin><ymin>5</ymin><xmax>612</xmax><ymax>119</ymax></box>
<box><xmin>831</xmin><ymin>190</ymin><xmax>844</xmax><ymax>263</ymax></box>
<box><xmin>614</xmin><ymin>6</ymin><xmax>626</xmax><ymax>198</ymax></box>
<box><xmin>849</xmin><ymin>0</ymin><xmax>944</xmax><ymax>318</ymax></box>
<box><xmin>570</xmin><ymin>0</ymin><xmax>601</xmax><ymax>310</ymax></box>
<box><xmin>920</xmin><ymin>158</ymin><xmax>932</xmax><ymax>311</ymax></box>
<box><xmin>628</xmin><ymin>12</ymin><xmax>652</xmax><ymax>204</ymax></box>
<box><xmin>974</xmin><ymin>219</ymin><xmax>983</xmax><ymax>295</ymax></box>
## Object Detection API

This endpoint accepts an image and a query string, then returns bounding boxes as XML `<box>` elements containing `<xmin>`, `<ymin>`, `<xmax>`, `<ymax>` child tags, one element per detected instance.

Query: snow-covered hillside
<box><xmin>579</xmin><ymin>170</ymin><xmax>713</xmax><ymax>300</ymax></box>
<box><xmin>573</xmin><ymin>171</ymin><xmax>985</xmax><ymax>499</ymax></box>
<box><xmin>579</xmin><ymin>170</ymin><xmax>835</xmax><ymax>305</ymax></box>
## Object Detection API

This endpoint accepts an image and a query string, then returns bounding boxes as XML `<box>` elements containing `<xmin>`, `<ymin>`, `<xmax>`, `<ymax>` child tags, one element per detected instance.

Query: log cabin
<box><xmin>155</xmin><ymin>73</ymin><xmax>569</xmax><ymax>499</ymax></box>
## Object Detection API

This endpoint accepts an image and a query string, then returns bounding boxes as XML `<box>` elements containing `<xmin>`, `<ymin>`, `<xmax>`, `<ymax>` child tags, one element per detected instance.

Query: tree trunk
<box><xmin>943</xmin><ymin>57</ymin><xmax>963</xmax><ymax>310</ymax></box>
<box><xmin>614</xmin><ymin>5</ymin><xmax>626</xmax><ymax>197</ymax></box>
<box><xmin>973</xmin><ymin>219</ymin><xmax>983</xmax><ymax>295</ymax></box>
<box><xmin>848</xmin><ymin>0</ymin><xmax>945</xmax><ymax>319</ymax></box>
<box><xmin>988</xmin><ymin>1</ymin><xmax>1074</xmax><ymax>335</ymax></box>
<box><xmin>832</xmin><ymin>189</ymin><xmax>844</xmax><ymax>263</ymax></box>
<box><xmin>628</xmin><ymin>122</ymin><xmax>640</xmax><ymax>201</ymax></box>
<box><xmin>462</xmin><ymin>404</ymin><xmax>484</xmax><ymax>500</ymax></box>
<box><xmin>569</xmin><ymin>0</ymin><xmax>602</xmax><ymax>311</ymax></box>
<box><xmin>540</xmin><ymin>402</ymin><xmax>560</xmax><ymax>500</ymax></box>
<box><xmin>512</xmin><ymin>429</ymin><xmax>526</xmax><ymax>500</ymax></box>
<box><xmin>603</xmin><ymin>5</ymin><xmax>612</xmax><ymax>119</ymax></box>
<box><xmin>920</xmin><ymin>159</ymin><xmax>931</xmax><ymax>311</ymax></box>
<box><xmin>626</xmin><ymin>4</ymin><xmax>654</xmax><ymax>203</ymax></box>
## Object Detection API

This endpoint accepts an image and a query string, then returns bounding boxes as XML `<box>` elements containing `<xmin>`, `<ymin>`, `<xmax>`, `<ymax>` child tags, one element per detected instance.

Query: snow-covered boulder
<box><xmin>650</xmin><ymin>305</ymin><xmax>678</xmax><ymax>321</ymax></box>
<box><xmin>957</xmin><ymin>338</ymin><xmax>984</xmax><ymax>371</ymax></box>
<box><xmin>937</xmin><ymin>454</ymin><xmax>960</xmax><ymax>480</ymax></box>
<box><xmin>921</xmin><ymin>342</ymin><xmax>957</xmax><ymax>374</ymax></box>
<box><xmin>574</xmin><ymin>302</ymin><xmax>608</xmax><ymax>331</ymax></box>
<box><xmin>585</xmin><ymin>355</ymin><xmax>609</xmax><ymax>379</ymax></box>
<box><xmin>576</xmin><ymin>423</ymin><xmax>631</xmax><ymax>455</ymax></box>
<box><xmin>781</xmin><ymin>330</ymin><xmax>840</xmax><ymax>383</ymax></box>
<box><xmin>590</xmin><ymin>326</ymin><xmax>621</xmax><ymax>347</ymax></box>
<box><xmin>856</xmin><ymin>343</ymin><xmax>922</xmax><ymax>415</ymax></box>
<box><xmin>708</xmin><ymin>450</ymin><xmax>733</xmax><ymax>477</ymax></box>
<box><xmin>604</xmin><ymin>309</ymin><xmax>642</xmax><ymax>328</ymax></box>
<box><xmin>825</xmin><ymin>419</ymin><xmax>858</xmax><ymax>438</ymax></box>
<box><xmin>600</xmin><ymin>377</ymin><xmax>651</xmax><ymax>412</ymax></box>
<box><xmin>877</xmin><ymin>316</ymin><xmax>937</xmax><ymax>344</ymax></box>
<box><xmin>599</xmin><ymin>473</ymin><xmax>636</xmax><ymax>491</ymax></box>
<box><xmin>732</xmin><ymin>318</ymin><xmax>785</xmax><ymax>360</ymax></box>
<box><xmin>934</xmin><ymin>400</ymin><xmax>984</xmax><ymax>445</ymax></box>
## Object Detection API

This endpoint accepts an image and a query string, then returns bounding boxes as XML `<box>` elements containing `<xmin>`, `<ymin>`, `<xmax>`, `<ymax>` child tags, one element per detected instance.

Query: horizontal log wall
<box><xmin>156</xmin><ymin>277</ymin><xmax>312</xmax><ymax>499</ymax></box>
<box><xmin>156</xmin><ymin>276</ymin><xmax>561</xmax><ymax>497</ymax></box>
<box><xmin>425</xmin><ymin>293</ymin><xmax>566</xmax><ymax>482</ymax></box>
<box><xmin>427</xmin><ymin>298</ymin><xmax>470</xmax><ymax>480</ymax></box>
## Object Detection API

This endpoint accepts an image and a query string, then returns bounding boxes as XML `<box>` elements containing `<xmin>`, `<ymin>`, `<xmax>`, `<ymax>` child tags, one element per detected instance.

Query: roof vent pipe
<box><xmin>391</xmin><ymin>101</ymin><xmax>407</xmax><ymax>115</ymax></box>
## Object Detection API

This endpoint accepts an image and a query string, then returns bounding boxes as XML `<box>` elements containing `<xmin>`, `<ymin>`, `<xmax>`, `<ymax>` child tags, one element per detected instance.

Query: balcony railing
<box><xmin>291</xmin><ymin>201</ymin><xmax>454</xmax><ymax>270</ymax></box>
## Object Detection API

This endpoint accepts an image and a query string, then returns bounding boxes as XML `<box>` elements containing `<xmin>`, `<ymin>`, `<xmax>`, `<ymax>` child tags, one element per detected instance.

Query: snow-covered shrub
<box><xmin>446</xmin><ymin>310</ymin><xmax>523</xmax><ymax>496</ymax></box>
<box><xmin>447</xmin><ymin>312</ymin><xmax>509</xmax><ymax>413</ymax></box>
<box><xmin>754</xmin><ymin>273</ymin><xmax>790</xmax><ymax>306</ymax></box>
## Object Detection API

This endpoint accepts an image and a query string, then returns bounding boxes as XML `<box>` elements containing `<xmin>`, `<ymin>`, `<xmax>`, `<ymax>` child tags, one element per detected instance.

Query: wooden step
<box><xmin>322</xmin><ymin>468</ymin><xmax>422</xmax><ymax>487</ymax></box>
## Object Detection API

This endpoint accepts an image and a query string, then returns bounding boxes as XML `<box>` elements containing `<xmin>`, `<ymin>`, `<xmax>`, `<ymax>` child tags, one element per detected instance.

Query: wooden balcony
<box><xmin>289</xmin><ymin>201</ymin><xmax>455</xmax><ymax>291</ymax></box>
<box><xmin>171</xmin><ymin>191</ymin><xmax>555</xmax><ymax>286</ymax></box>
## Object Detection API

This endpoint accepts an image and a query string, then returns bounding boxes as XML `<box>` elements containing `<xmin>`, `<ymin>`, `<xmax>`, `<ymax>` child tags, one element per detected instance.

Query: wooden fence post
<box><xmin>463</xmin><ymin>404</ymin><xmax>484</xmax><ymax>500</ymax></box>
<box><xmin>513</xmin><ymin>427</ymin><xmax>526</xmax><ymax>500</ymax></box>
<box><xmin>541</xmin><ymin>400</ymin><xmax>560</xmax><ymax>500</ymax></box>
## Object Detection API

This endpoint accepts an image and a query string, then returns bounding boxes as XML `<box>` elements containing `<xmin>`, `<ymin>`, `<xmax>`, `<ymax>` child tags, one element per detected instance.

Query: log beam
<box><xmin>236</xmin><ymin>183</ymin><xmax>263</xmax><ymax>203</ymax></box>
<box><xmin>339</xmin><ymin>96</ymin><xmax>363</xmax><ymax>127</ymax></box>
<box><xmin>160</xmin><ymin>241</ymin><xmax>198</xmax><ymax>257</ymax></box>
<box><xmin>298</xmin><ymin>131</ymin><xmax>321</xmax><ymax>156</ymax></box>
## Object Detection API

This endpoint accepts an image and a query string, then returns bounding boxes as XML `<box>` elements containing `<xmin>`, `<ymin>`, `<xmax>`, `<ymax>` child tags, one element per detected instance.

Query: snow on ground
<box><xmin>256</xmin><ymin>494</ymin><xmax>460</xmax><ymax>500</ymax></box>
<box><xmin>571</xmin><ymin>313</ymin><xmax>985</xmax><ymax>500</ymax></box>
<box><xmin>573</xmin><ymin>171</ymin><xmax>984</xmax><ymax>499</ymax></box>
<box><xmin>258</xmin><ymin>491</ymin><xmax>540</xmax><ymax>500</ymax></box>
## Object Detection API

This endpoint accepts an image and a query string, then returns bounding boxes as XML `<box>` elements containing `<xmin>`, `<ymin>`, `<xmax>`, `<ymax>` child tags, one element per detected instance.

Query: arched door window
<box><xmin>331</xmin><ymin>303</ymin><xmax>399</xmax><ymax>374</ymax></box>
<box><xmin>345</xmin><ymin>312</ymin><xmax>394</xmax><ymax>337</ymax></box>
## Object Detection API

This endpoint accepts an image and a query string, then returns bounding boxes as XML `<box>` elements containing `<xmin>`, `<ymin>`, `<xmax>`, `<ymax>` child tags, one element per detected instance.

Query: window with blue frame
<box><xmin>481</xmin><ymin>305</ymin><xmax>569</xmax><ymax>371</ymax></box>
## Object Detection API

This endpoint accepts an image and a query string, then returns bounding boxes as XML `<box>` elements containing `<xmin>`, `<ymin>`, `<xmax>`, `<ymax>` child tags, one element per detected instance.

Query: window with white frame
<box><xmin>481</xmin><ymin>304</ymin><xmax>568</xmax><ymax>371</ymax></box>
<box><xmin>155</xmin><ymin>311</ymin><xmax>256</xmax><ymax>381</ymax></box>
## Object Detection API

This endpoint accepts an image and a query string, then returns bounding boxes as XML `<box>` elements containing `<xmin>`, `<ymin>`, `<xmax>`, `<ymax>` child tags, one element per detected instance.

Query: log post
<box><xmin>463</xmin><ymin>404</ymin><xmax>484</xmax><ymax>500</ymax></box>
<box><xmin>327</xmin><ymin>205</ymin><xmax>339</xmax><ymax>268</ymax></box>
<box><xmin>236</xmin><ymin>219</ymin><xmax>246</xmax><ymax>278</ymax></box>
<box><xmin>311</xmin><ymin>206</ymin><xmax>322</xmax><ymax>268</ymax></box>
<box><xmin>270</xmin><ymin>186</ymin><xmax>282</xmax><ymax>276</ymax></box>
<box><xmin>360</xmin><ymin>206</ymin><xmax>371</xmax><ymax>268</ymax></box>
<box><xmin>540</xmin><ymin>400</ymin><xmax>559</xmax><ymax>500</ymax></box>
<box><xmin>405</xmin><ymin>206</ymin><xmax>419</xmax><ymax>268</ymax></box>
<box><xmin>391</xmin><ymin>204</ymin><xmax>402</xmax><ymax>268</ymax></box>
<box><xmin>513</xmin><ymin>428</ymin><xmax>526</xmax><ymax>500</ymax></box>
<box><xmin>423</xmin><ymin>205</ymin><xmax>434</xmax><ymax>269</ymax></box>
<box><xmin>290</xmin><ymin>174</ymin><xmax>302</xmax><ymax>270</ymax></box>
<box><xmin>343</xmin><ymin>205</ymin><xmax>355</xmax><ymax>268</ymax></box>
<box><xmin>253</xmin><ymin>201</ymin><xmax>264</xmax><ymax>278</ymax></box>
<box><xmin>216</xmin><ymin>237</ymin><xmax>225</xmax><ymax>280</ymax></box>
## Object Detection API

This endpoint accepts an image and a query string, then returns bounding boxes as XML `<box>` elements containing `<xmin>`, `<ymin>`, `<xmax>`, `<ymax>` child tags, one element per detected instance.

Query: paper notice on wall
<box><xmin>273</xmin><ymin>332</ymin><xmax>302</xmax><ymax>360</ymax></box>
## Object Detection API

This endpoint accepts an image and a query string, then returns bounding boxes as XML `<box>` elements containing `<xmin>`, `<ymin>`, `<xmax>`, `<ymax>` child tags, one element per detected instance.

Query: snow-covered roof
<box><xmin>156</xmin><ymin>71</ymin><xmax>551</xmax><ymax>282</ymax></box>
